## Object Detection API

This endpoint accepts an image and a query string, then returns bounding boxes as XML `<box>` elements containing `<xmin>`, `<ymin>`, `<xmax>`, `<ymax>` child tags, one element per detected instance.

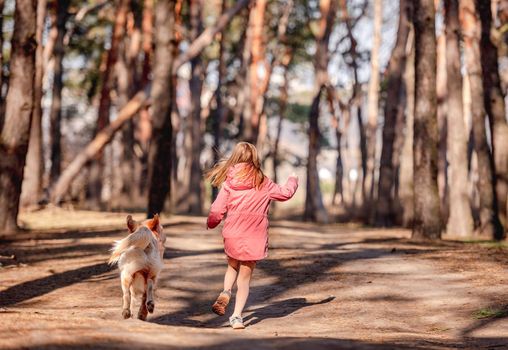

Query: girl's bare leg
<box><xmin>232</xmin><ymin>261</ymin><xmax>255</xmax><ymax>318</ymax></box>
<box><xmin>224</xmin><ymin>257</ymin><xmax>240</xmax><ymax>292</ymax></box>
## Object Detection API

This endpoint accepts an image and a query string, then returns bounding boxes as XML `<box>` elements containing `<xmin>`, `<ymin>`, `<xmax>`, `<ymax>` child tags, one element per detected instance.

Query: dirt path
<box><xmin>0</xmin><ymin>210</ymin><xmax>507</xmax><ymax>349</ymax></box>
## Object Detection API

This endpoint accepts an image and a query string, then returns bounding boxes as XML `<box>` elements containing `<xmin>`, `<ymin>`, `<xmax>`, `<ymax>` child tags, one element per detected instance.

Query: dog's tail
<box><xmin>109</xmin><ymin>227</ymin><xmax>152</xmax><ymax>265</ymax></box>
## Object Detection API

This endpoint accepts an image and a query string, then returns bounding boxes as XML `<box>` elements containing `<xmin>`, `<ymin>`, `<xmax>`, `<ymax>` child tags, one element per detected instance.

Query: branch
<box><xmin>63</xmin><ymin>0</ymin><xmax>110</xmax><ymax>45</ymax></box>
<box><xmin>50</xmin><ymin>91</ymin><xmax>149</xmax><ymax>204</ymax></box>
<box><xmin>172</xmin><ymin>0</ymin><xmax>251</xmax><ymax>73</ymax></box>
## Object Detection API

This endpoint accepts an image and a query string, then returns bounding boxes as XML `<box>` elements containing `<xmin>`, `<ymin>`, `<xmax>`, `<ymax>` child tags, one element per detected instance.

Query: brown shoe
<box><xmin>212</xmin><ymin>290</ymin><xmax>231</xmax><ymax>316</ymax></box>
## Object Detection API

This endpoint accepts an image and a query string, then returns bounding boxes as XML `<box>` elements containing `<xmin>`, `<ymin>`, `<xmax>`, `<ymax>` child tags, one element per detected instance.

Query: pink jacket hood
<box><xmin>226</xmin><ymin>163</ymin><xmax>256</xmax><ymax>190</ymax></box>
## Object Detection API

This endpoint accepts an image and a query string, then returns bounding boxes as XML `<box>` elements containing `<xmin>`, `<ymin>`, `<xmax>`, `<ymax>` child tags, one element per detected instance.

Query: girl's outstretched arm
<box><xmin>268</xmin><ymin>174</ymin><xmax>298</xmax><ymax>202</ymax></box>
<box><xmin>207</xmin><ymin>184</ymin><xmax>230</xmax><ymax>229</ymax></box>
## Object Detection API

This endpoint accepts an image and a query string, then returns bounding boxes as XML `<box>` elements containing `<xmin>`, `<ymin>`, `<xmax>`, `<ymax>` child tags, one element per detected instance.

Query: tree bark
<box><xmin>114</xmin><ymin>2</ymin><xmax>142</xmax><ymax>203</ymax></box>
<box><xmin>375</xmin><ymin>0</ymin><xmax>411</xmax><ymax>226</ymax></box>
<box><xmin>398</xmin><ymin>28</ymin><xmax>415</xmax><ymax>227</ymax></box>
<box><xmin>460</xmin><ymin>0</ymin><xmax>504</xmax><ymax>239</ymax></box>
<box><xmin>187</xmin><ymin>0</ymin><xmax>205</xmax><ymax>215</ymax></box>
<box><xmin>89</xmin><ymin>0</ymin><xmax>129</xmax><ymax>205</ymax></box>
<box><xmin>477</xmin><ymin>0</ymin><xmax>508</xmax><ymax>236</ymax></box>
<box><xmin>243</xmin><ymin>0</ymin><xmax>267</xmax><ymax>144</ymax></box>
<box><xmin>0</xmin><ymin>0</ymin><xmax>37</xmax><ymax>233</ymax></box>
<box><xmin>137</xmin><ymin>0</ymin><xmax>154</xmax><ymax>196</ymax></box>
<box><xmin>340</xmin><ymin>0</ymin><xmax>366</xmax><ymax>208</ymax></box>
<box><xmin>436</xmin><ymin>33</ymin><xmax>448</xmax><ymax>222</ymax></box>
<box><xmin>50</xmin><ymin>92</ymin><xmax>148</xmax><ymax>204</ymax></box>
<box><xmin>444</xmin><ymin>0</ymin><xmax>474</xmax><ymax>236</ymax></box>
<box><xmin>211</xmin><ymin>0</ymin><xmax>228</xmax><ymax>201</ymax></box>
<box><xmin>304</xmin><ymin>0</ymin><xmax>336</xmax><ymax>224</ymax></box>
<box><xmin>412</xmin><ymin>0</ymin><xmax>442</xmax><ymax>239</ymax></box>
<box><xmin>0</xmin><ymin>0</ymin><xmax>5</xmax><ymax>117</ymax></box>
<box><xmin>48</xmin><ymin>0</ymin><xmax>70</xmax><ymax>186</ymax></box>
<box><xmin>273</xmin><ymin>49</ymin><xmax>293</xmax><ymax>186</ymax></box>
<box><xmin>21</xmin><ymin>0</ymin><xmax>47</xmax><ymax>207</ymax></box>
<box><xmin>147</xmin><ymin>0</ymin><xmax>176</xmax><ymax>217</ymax></box>
<box><xmin>365</xmin><ymin>0</ymin><xmax>382</xmax><ymax>205</ymax></box>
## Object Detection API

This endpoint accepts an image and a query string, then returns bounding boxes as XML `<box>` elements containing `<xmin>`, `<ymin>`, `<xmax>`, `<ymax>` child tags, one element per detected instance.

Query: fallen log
<box><xmin>50</xmin><ymin>91</ymin><xmax>148</xmax><ymax>204</ymax></box>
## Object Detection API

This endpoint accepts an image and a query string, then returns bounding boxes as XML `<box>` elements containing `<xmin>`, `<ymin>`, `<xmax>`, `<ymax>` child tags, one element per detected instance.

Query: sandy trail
<box><xmin>0</xmin><ymin>210</ymin><xmax>507</xmax><ymax>349</ymax></box>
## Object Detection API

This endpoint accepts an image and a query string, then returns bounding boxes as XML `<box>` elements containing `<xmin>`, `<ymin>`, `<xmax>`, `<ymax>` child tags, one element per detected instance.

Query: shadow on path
<box><xmin>0</xmin><ymin>262</ymin><xmax>112</xmax><ymax>308</ymax></box>
<box><xmin>244</xmin><ymin>296</ymin><xmax>335</xmax><ymax>327</ymax></box>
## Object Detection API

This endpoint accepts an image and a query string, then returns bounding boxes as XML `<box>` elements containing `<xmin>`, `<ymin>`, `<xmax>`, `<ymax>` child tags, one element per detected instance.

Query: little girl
<box><xmin>206</xmin><ymin>142</ymin><xmax>298</xmax><ymax>329</ymax></box>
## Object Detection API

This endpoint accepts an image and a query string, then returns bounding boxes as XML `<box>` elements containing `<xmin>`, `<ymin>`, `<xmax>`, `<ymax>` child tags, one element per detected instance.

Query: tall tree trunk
<box><xmin>114</xmin><ymin>3</ymin><xmax>142</xmax><ymax>204</ymax></box>
<box><xmin>460</xmin><ymin>0</ymin><xmax>504</xmax><ymax>239</ymax></box>
<box><xmin>340</xmin><ymin>0</ymin><xmax>366</xmax><ymax>208</ymax></box>
<box><xmin>273</xmin><ymin>49</ymin><xmax>292</xmax><ymax>186</ymax></box>
<box><xmin>365</xmin><ymin>0</ymin><xmax>382</xmax><ymax>205</ymax></box>
<box><xmin>147</xmin><ymin>0</ymin><xmax>176</xmax><ymax>217</ymax></box>
<box><xmin>21</xmin><ymin>0</ymin><xmax>47</xmax><ymax>207</ymax></box>
<box><xmin>0</xmin><ymin>0</ymin><xmax>36</xmax><ymax>233</ymax></box>
<box><xmin>211</xmin><ymin>0</ymin><xmax>228</xmax><ymax>201</ymax></box>
<box><xmin>244</xmin><ymin>0</ymin><xmax>267</xmax><ymax>144</ymax></box>
<box><xmin>0</xmin><ymin>0</ymin><xmax>5</xmax><ymax>118</ymax></box>
<box><xmin>304</xmin><ymin>0</ymin><xmax>336</xmax><ymax>224</ymax></box>
<box><xmin>444</xmin><ymin>0</ymin><xmax>474</xmax><ymax>236</ymax></box>
<box><xmin>374</xmin><ymin>0</ymin><xmax>411</xmax><ymax>226</ymax></box>
<box><xmin>137</xmin><ymin>0</ymin><xmax>154</xmax><ymax>196</ymax></box>
<box><xmin>89</xmin><ymin>0</ymin><xmax>129</xmax><ymax>204</ymax></box>
<box><xmin>48</xmin><ymin>0</ymin><xmax>70</xmax><ymax>186</ymax></box>
<box><xmin>412</xmin><ymin>0</ymin><xmax>442</xmax><ymax>239</ymax></box>
<box><xmin>477</xmin><ymin>0</ymin><xmax>508</xmax><ymax>236</ymax></box>
<box><xmin>187</xmin><ymin>0</ymin><xmax>205</xmax><ymax>215</ymax></box>
<box><xmin>436</xmin><ymin>33</ymin><xmax>448</xmax><ymax>221</ymax></box>
<box><xmin>398</xmin><ymin>28</ymin><xmax>415</xmax><ymax>227</ymax></box>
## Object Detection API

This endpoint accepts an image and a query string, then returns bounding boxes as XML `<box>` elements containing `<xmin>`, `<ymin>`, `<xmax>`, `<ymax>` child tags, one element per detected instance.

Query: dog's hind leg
<box><xmin>138</xmin><ymin>292</ymin><xmax>148</xmax><ymax>320</ymax></box>
<box><xmin>146</xmin><ymin>278</ymin><xmax>155</xmax><ymax>313</ymax></box>
<box><xmin>121</xmin><ymin>271</ymin><xmax>133</xmax><ymax>319</ymax></box>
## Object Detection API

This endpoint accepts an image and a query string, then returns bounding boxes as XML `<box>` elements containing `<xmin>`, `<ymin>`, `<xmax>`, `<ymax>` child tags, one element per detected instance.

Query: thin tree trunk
<box><xmin>460</xmin><ymin>0</ymin><xmax>503</xmax><ymax>239</ymax></box>
<box><xmin>304</xmin><ymin>0</ymin><xmax>336</xmax><ymax>224</ymax></box>
<box><xmin>477</xmin><ymin>0</ymin><xmax>508</xmax><ymax>236</ymax></box>
<box><xmin>211</xmin><ymin>0</ymin><xmax>228</xmax><ymax>200</ymax></box>
<box><xmin>273</xmin><ymin>49</ymin><xmax>292</xmax><ymax>186</ymax></box>
<box><xmin>340</xmin><ymin>0</ymin><xmax>366</xmax><ymax>208</ymax></box>
<box><xmin>21</xmin><ymin>0</ymin><xmax>47</xmax><ymax>207</ymax></box>
<box><xmin>412</xmin><ymin>0</ymin><xmax>442</xmax><ymax>239</ymax></box>
<box><xmin>365</xmin><ymin>0</ymin><xmax>382</xmax><ymax>205</ymax></box>
<box><xmin>0</xmin><ymin>0</ymin><xmax>5</xmax><ymax>116</ymax></box>
<box><xmin>137</xmin><ymin>0</ymin><xmax>154</xmax><ymax>196</ymax></box>
<box><xmin>398</xmin><ymin>28</ymin><xmax>414</xmax><ymax>227</ymax></box>
<box><xmin>48</xmin><ymin>0</ymin><xmax>70</xmax><ymax>186</ymax></box>
<box><xmin>114</xmin><ymin>3</ymin><xmax>142</xmax><ymax>203</ymax></box>
<box><xmin>436</xmin><ymin>33</ymin><xmax>448</xmax><ymax>222</ymax></box>
<box><xmin>444</xmin><ymin>0</ymin><xmax>474</xmax><ymax>236</ymax></box>
<box><xmin>244</xmin><ymin>0</ymin><xmax>267</xmax><ymax>144</ymax></box>
<box><xmin>97</xmin><ymin>0</ymin><xmax>129</xmax><ymax>134</ymax></box>
<box><xmin>0</xmin><ymin>0</ymin><xmax>36</xmax><ymax>233</ymax></box>
<box><xmin>89</xmin><ymin>0</ymin><xmax>129</xmax><ymax>205</ymax></box>
<box><xmin>50</xmin><ymin>92</ymin><xmax>148</xmax><ymax>204</ymax></box>
<box><xmin>147</xmin><ymin>0</ymin><xmax>176</xmax><ymax>217</ymax></box>
<box><xmin>187</xmin><ymin>0</ymin><xmax>205</xmax><ymax>215</ymax></box>
<box><xmin>375</xmin><ymin>0</ymin><xmax>411</xmax><ymax>226</ymax></box>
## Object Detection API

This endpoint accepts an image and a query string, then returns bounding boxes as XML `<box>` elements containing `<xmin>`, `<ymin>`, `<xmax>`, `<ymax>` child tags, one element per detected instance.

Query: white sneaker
<box><xmin>229</xmin><ymin>315</ymin><xmax>245</xmax><ymax>329</ymax></box>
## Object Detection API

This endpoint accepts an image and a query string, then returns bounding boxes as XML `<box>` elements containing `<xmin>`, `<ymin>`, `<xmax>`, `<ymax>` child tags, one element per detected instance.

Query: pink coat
<box><xmin>207</xmin><ymin>163</ymin><xmax>298</xmax><ymax>261</ymax></box>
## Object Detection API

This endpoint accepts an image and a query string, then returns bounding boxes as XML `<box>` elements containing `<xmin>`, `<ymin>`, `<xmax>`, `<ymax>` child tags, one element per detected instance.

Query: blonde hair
<box><xmin>206</xmin><ymin>142</ymin><xmax>265</xmax><ymax>189</ymax></box>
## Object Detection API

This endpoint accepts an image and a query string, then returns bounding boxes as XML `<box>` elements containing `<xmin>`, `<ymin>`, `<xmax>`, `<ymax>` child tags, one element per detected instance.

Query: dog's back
<box><xmin>109</xmin><ymin>215</ymin><xmax>165</xmax><ymax>320</ymax></box>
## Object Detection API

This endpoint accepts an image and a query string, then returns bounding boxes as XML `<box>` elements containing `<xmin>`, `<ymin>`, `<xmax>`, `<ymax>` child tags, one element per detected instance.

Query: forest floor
<box><xmin>0</xmin><ymin>208</ymin><xmax>507</xmax><ymax>350</ymax></box>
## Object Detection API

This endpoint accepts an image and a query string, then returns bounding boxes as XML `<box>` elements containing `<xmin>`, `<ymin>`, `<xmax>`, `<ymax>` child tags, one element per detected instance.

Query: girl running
<box><xmin>206</xmin><ymin>142</ymin><xmax>298</xmax><ymax>329</ymax></box>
